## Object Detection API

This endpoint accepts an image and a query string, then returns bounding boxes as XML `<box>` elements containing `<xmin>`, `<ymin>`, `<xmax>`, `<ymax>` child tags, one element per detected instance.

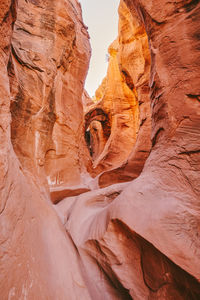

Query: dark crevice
<box><xmin>1</xmin><ymin>0</ymin><xmax>18</xmax><ymax>28</ymax></box>
<box><xmin>84</xmin><ymin>108</ymin><xmax>111</xmax><ymax>157</ymax></box>
<box><xmin>113</xmin><ymin>220</ymin><xmax>200</xmax><ymax>299</ymax></box>
<box><xmin>140</xmin><ymin>117</ymin><xmax>147</xmax><ymax>127</ymax></box>
<box><xmin>183</xmin><ymin>0</ymin><xmax>200</xmax><ymax>13</ymax></box>
<box><xmin>179</xmin><ymin>150</ymin><xmax>200</xmax><ymax>155</ymax></box>
<box><xmin>186</xmin><ymin>94</ymin><xmax>200</xmax><ymax>102</ymax></box>
<box><xmin>152</xmin><ymin>127</ymin><xmax>164</xmax><ymax>147</ymax></box>
<box><xmin>121</xmin><ymin>69</ymin><xmax>135</xmax><ymax>91</ymax></box>
<box><xmin>16</xmin><ymin>27</ymin><xmax>32</xmax><ymax>35</ymax></box>
<box><xmin>85</xmin><ymin>240</ymin><xmax>133</xmax><ymax>300</ymax></box>
<box><xmin>2</xmin><ymin>10</ymin><xmax>10</xmax><ymax>25</ymax></box>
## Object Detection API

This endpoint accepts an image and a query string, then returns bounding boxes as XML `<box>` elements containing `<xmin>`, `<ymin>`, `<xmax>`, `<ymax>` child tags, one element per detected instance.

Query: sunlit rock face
<box><xmin>9</xmin><ymin>0</ymin><xmax>91</xmax><ymax>188</ymax></box>
<box><xmin>63</xmin><ymin>0</ymin><xmax>200</xmax><ymax>298</ymax></box>
<box><xmin>91</xmin><ymin>38</ymin><xmax>140</xmax><ymax>172</ymax></box>
<box><xmin>0</xmin><ymin>0</ymin><xmax>200</xmax><ymax>299</ymax></box>
<box><xmin>85</xmin><ymin>0</ymin><xmax>152</xmax><ymax>186</ymax></box>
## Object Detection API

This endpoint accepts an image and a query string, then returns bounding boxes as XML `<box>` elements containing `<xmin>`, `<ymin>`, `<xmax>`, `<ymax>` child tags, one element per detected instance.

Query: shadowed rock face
<box><xmin>85</xmin><ymin>107</ymin><xmax>111</xmax><ymax>159</ymax></box>
<box><xmin>84</xmin><ymin>219</ymin><xmax>200</xmax><ymax>299</ymax></box>
<box><xmin>0</xmin><ymin>1</ymin><xmax>92</xmax><ymax>299</ymax></box>
<box><xmin>0</xmin><ymin>0</ymin><xmax>200</xmax><ymax>299</ymax></box>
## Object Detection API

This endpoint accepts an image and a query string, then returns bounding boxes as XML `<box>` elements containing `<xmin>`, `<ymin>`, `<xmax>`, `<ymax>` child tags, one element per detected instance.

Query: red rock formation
<box><xmin>85</xmin><ymin>38</ymin><xmax>140</xmax><ymax>175</ymax></box>
<box><xmin>59</xmin><ymin>0</ymin><xmax>200</xmax><ymax>298</ymax></box>
<box><xmin>117</xmin><ymin>0</ymin><xmax>200</xmax><ymax>279</ymax></box>
<box><xmin>0</xmin><ymin>0</ymin><xmax>91</xmax><ymax>299</ymax></box>
<box><xmin>0</xmin><ymin>0</ymin><xmax>200</xmax><ymax>299</ymax></box>
<box><xmin>99</xmin><ymin>0</ymin><xmax>152</xmax><ymax>187</ymax></box>
<box><xmin>9</xmin><ymin>0</ymin><xmax>91</xmax><ymax>189</ymax></box>
<box><xmin>85</xmin><ymin>0</ymin><xmax>152</xmax><ymax>186</ymax></box>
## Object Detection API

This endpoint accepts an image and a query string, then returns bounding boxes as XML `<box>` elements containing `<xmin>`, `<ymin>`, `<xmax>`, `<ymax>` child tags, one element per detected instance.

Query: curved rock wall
<box><xmin>0</xmin><ymin>1</ymin><xmax>91</xmax><ymax>299</ymax></box>
<box><xmin>0</xmin><ymin>0</ymin><xmax>200</xmax><ymax>299</ymax></box>
<box><xmin>85</xmin><ymin>0</ymin><xmax>152</xmax><ymax>187</ymax></box>
<box><xmin>9</xmin><ymin>0</ymin><xmax>91</xmax><ymax>188</ymax></box>
<box><xmin>62</xmin><ymin>0</ymin><xmax>200</xmax><ymax>298</ymax></box>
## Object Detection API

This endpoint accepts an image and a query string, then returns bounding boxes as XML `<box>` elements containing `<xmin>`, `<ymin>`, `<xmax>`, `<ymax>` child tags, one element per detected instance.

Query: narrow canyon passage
<box><xmin>82</xmin><ymin>0</ymin><xmax>152</xmax><ymax>185</ymax></box>
<box><xmin>0</xmin><ymin>0</ymin><xmax>200</xmax><ymax>299</ymax></box>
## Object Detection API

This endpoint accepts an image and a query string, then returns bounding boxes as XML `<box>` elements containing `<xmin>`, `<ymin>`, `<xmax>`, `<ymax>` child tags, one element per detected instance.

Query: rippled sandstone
<box><xmin>66</xmin><ymin>0</ymin><xmax>200</xmax><ymax>298</ymax></box>
<box><xmin>85</xmin><ymin>0</ymin><xmax>152</xmax><ymax>187</ymax></box>
<box><xmin>0</xmin><ymin>0</ymin><xmax>91</xmax><ymax>299</ymax></box>
<box><xmin>0</xmin><ymin>0</ymin><xmax>200</xmax><ymax>299</ymax></box>
<box><xmin>9</xmin><ymin>0</ymin><xmax>91</xmax><ymax>190</ymax></box>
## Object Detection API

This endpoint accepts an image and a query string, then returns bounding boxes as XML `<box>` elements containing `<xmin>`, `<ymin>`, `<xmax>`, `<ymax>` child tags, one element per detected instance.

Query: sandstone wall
<box><xmin>60</xmin><ymin>0</ymin><xmax>200</xmax><ymax>298</ymax></box>
<box><xmin>0</xmin><ymin>1</ymin><xmax>91</xmax><ymax>299</ymax></box>
<box><xmin>9</xmin><ymin>0</ymin><xmax>91</xmax><ymax>189</ymax></box>
<box><xmin>85</xmin><ymin>0</ymin><xmax>152</xmax><ymax>187</ymax></box>
<box><xmin>0</xmin><ymin>0</ymin><xmax>200</xmax><ymax>299</ymax></box>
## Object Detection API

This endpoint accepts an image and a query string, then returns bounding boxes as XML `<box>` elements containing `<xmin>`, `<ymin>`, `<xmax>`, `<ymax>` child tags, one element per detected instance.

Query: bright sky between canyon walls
<box><xmin>79</xmin><ymin>0</ymin><xmax>120</xmax><ymax>97</ymax></box>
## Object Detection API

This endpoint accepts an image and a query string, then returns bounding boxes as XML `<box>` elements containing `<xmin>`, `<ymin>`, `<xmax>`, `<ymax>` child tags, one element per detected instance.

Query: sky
<box><xmin>79</xmin><ymin>0</ymin><xmax>120</xmax><ymax>97</ymax></box>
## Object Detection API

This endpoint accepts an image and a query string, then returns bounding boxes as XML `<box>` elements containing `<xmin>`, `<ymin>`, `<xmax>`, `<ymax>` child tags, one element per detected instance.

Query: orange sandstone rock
<box><xmin>0</xmin><ymin>1</ymin><xmax>91</xmax><ymax>299</ymax></box>
<box><xmin>0</xmin><ymin>0</ymin><xmax>200</xmax><ymax>299</ymax></box>
<box><xmin>85</xmin><ymin>0</ymin><xmax>151</xmax><ymax>186</ymax></box>
<box><xmin>99</xmin><ymin>0</ymin><xmax>152</xmax><ymax>187</ymax></box>
<box><xmin>58</xmin><ymin>0</ymin><xmax>200</xmax><ymax>298</ymax></box>
<box><xmin>86</xmin><ymin>38</ymin><xmax>140</xmax><ymax>175</ymax></box>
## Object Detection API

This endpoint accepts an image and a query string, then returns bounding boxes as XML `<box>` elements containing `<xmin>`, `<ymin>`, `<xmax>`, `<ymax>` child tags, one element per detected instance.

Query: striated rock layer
<box><xmin>85</xmin><ymin>0</ymin><xmax>152</xmax><ymax>187</ymax></box>
<box><xmin>0</xmin><ymin>0</ymin><xmax>200</xmax><ymax>299</ymax></box>
<box><xmin>64</xmin><ymin>0</ymin><xmax>200</xmax><ymax>298</ymax></box>
<box><xmin>0</xmin><ymin>0</ymin><xmax>91</xmax><ymax>299</ymax></box>
<box><xmin>9</xmin><ymin>0</ymin><xmax>91</xmax><ymax>189</ymax></box>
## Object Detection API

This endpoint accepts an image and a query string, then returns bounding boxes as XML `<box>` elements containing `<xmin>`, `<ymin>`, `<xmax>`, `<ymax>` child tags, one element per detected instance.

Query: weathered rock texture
<box><xmin>85</xmin><ymin>0</ymin><xmax>152</xmax><ymax>187</ymax></box>
<box><xmin>0</xmin><ymin>0</ymin><xmax>91</xmax><ymax>299</ymax></box>
<box><xmin>9</xmin><ymin>0</ymin><xmax>91</xmax><ymax>189</ymax></box>
<box><xmin>65</xmin><ymin>0</ymin><xmax>200</xmax><ymax>297</ymax></box>
<box><xmin>86</xmin><ymin>38</ymin><xmax>140</xmax><ymax>174</ymax></box>
<box><xmin>0</xmin><ymin>0</ymin><xmax>200</xmax><ymax>299</ymax></box>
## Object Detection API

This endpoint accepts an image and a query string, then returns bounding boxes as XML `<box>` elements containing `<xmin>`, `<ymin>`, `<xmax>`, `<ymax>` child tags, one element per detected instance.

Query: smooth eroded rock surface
<box><xmin>85</xmin><ymin>0</ymin><xmax>152</xmax><ymax>188</ymax></box>
<box><xmin>0</xmin><ymin>0</ymin><xmax>200</xmax><ymax>299</ymax></box>
<box><xmin>0</xmin><ymin>1</ymin><xmax>91</xmax><ymax>299</ymax></box>
<box><xmin>10</xmin><ymin>0</ymin><xmax>91</xmax><ymax>188</ymax></box>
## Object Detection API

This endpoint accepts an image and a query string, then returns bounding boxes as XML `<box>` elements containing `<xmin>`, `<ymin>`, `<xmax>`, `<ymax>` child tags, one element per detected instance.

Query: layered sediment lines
<box><xmin>0</xmin><ymin>1</ymin><xmax>91</xmax><ymax>299</ymax></box>
<box><xmin>10</xmin><ymin>0</ymin><xmax>91</xmax><ymax>187</ymax></box>
<box><xmin>0</xmin><ymin>0</ymin><xmax>200</xmax><ymax>299</ymax></box>
<box><xmin>85</xmin><ymin>0</ymin><xmax>152</xmax><ymax>186</ymax></box>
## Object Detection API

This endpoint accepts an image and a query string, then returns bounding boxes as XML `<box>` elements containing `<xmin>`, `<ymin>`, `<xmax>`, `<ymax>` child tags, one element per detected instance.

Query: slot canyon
<box><xmin>0</xmin><ymin>0</ymin><xmax>200</xmax><ymax>299</ymax></box>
